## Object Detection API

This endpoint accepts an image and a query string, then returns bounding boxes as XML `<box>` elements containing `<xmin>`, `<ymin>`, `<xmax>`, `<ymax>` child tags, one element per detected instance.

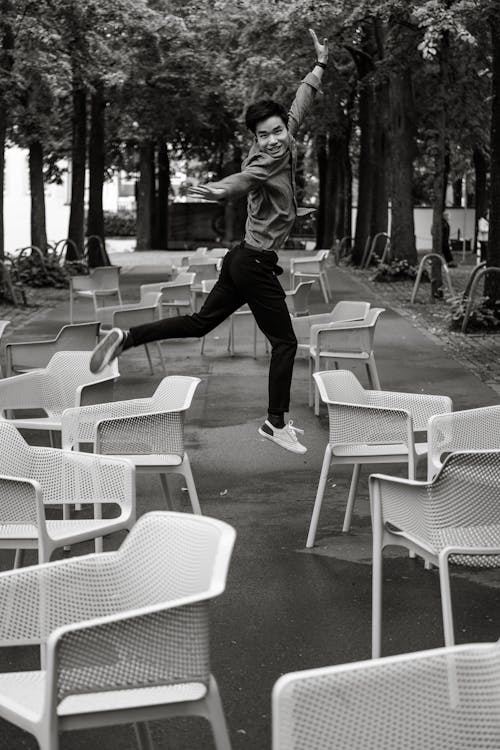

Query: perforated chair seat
<box><xmin>331</xmin><ymin>442</ymin><xmax>428</xmax><ymax>459</ymax></box>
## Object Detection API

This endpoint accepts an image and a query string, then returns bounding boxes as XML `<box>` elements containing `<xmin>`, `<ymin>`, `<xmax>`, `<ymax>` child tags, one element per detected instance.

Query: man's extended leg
<box><xmin>90</xmin><ymin>256</ymin><xmax>244</xmax><ymax>372</ymax></box>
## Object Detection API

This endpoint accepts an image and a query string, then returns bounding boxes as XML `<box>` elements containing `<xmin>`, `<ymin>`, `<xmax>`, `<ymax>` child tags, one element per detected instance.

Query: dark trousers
<box><xmin>128</xmin><ymin>243</ymin><xmax>298</xmax><ymax>414</ymax></box>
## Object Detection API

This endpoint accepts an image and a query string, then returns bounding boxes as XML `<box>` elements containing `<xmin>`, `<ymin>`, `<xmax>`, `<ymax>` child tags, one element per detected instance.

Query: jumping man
<box><xmin>90</xmin><ymin>28</ymin><xmax>329</xmax><ymax>455</ymax></box>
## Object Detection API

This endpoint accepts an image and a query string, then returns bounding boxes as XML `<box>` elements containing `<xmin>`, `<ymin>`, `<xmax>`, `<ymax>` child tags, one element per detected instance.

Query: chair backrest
<box><xmin>200</xmin><ymin>279</ymin><xmax>218</xmax><ymax>294</ymax></box>
<box><xmin>314</xmin><ymin>307</ymin><xmax>384</xmax><ymax>354</ymax></box>
<box><xmin>171</xmin><ymin>271</ymin><xmax>196</xmax><ymax>285</ymax></box>
<box><xmin>313</xmin><ymin>369</ymin><xmax>368</xmax><ymax>405</ymax></box>
<box><xmin>272</xmin><ymin>641</ymin><xmax>500</xmax><ymax>750</ymax></box>
<box><xmin>427</xmin><ymin>405</ymin><xmax>500</xmax><ymax>479</ymax></box>
<box><xmin>188</xmin><ymin>261</ymin><xmax>221</xmax><ymax>283</ymax></box>
<box><xmin>209</xmin><ymin>247</ymin><xmax>229</xmax><ymax>258</ymax></box>
<box><xmin>0</xmin><ymin>419</ymin><xmax>36</xmax><ymax>477</ymax></box>
<box><xmin>330</xmin><ymin>300</ymin><xmax>370</xmax><ymax>323</ymax></box>
<box><xmin>160</xmin><ymin>282</ymin><xmax>193</xmax><ymax>305</ymax></box>
<box><xmin>0</xmin><ymin>350</ymin><xmax>118</xmax><ymax>417</ymax></box>
<box><xmin>61</xmin><ymin>376</ymin><xmax>200</xmax><ymax>454</ymax></box>
<box><xmin>381</xmin><ymin>449</ymin><xmax>500</xmax><ymax>556</ymax></box>
<box><xmin>5</xmin><ymin>322</ymin><xmax>100</xmax><ymax>376</ymax></box>
<box><xmin>112</xmin><ymin>299</ymin><xmax>161</xmax><ymax>330</ymax></box>
<box><xmin>43</xmin><ymin>511</ymin><xmax>236</xmax><ymax>704</ymax></box>
<box><xmin>286</xmin><ymin>281</ymin><xmax>315</xmax><ymax>316</ymax></box>
<box><xmin>88</xmin><ymin>266</ymin><xmax>121</xmax><ymax>289</ymax></box>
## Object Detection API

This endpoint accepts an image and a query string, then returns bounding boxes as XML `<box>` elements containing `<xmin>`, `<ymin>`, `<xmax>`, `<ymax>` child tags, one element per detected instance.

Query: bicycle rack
<box><xmin>410</xmin><ymin>253</ymin><xmax>455</xmax><ymax>304</ymax></box>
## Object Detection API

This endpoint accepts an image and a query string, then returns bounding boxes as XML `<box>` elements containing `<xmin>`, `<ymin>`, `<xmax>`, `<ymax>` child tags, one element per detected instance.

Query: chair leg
<box><xmin>70</xmin><ymin>290</ymin><xmax>74</xmax><ymax>323</ymax></box>
<box><xmin>342</xmin><ymin>464</ymin><xmax>361</xmax><ymax>533</ymax></box>
<box><xmin>156</xmin><ymin>342</ymin><xmax>167</xmax><ymax>374</ymax></box>
<box><xmin>159</xmin><ymin>473</ymin><xmax>175</xmax><ymax>510</ymax></box>
<box><xmin>366</xmin><ymin>356</ymin><xmax>381</xmax><ymax>390</ymax></box>
<box><xmin>308</xmin><ymin>356</ymin><xmax>314</xmax><ymax>408</ymax></box>
<box><xmin>439</xmin><ymin>553</ymin><xmax>456</xmax><ymax>646</ymax></box>
<box><xmin>144</xmin><ymin>344</ymin><xmax>155</xmax><ymax>375</ymax></box>
<box><xmin>13</xmin><ymin>548</ymin><xmax>25</xmax><ymax>568</ymax></box>
<box><xmin>372</xmin><ymin>542</ymin><xmax>384</xmax><ymax>658</ymax></box>
<box><xmin>134</xmin><ymin>722</ymin><xmax>154</xmax><ymax>750</ymax></box>
<box><xmin>319</xmin><ymin>275</ymin><xmax>329</xmax><ymax>304</ymax></box>
<box><xmin>181</xmin><ymin>454</ymin><xmax>202</xmax><ymax>514</ymax></box>
<box><xmin>306</xmin><ymin>445</ymin><xmax>332</xmax><ymax>548</ymax></box>
<box><xmin>206</xmin><ymin>675</ymin><xmax>232</xmax><ymax>750</ymax></box>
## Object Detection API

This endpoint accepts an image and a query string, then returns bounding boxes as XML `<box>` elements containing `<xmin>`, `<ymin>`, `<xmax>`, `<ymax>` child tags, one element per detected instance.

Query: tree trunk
<box><xmin>87</xmin><ymin>82</ymin><xmax>108</xmax><ymax>267</ymax></box>
<box><xmin>29</xmin><ymin>141</ymin><xmax>48</xmax><ymax>253</ymax></box>
<box><xmin>136</xmin><ymin>140</ymin><xmax>154</xmax><ymax>251</ymax></box>
<box><xmin>68</xmin><ymin>86</ymin><xmax>87</xmax><ymax>259</ymax></box>
<box><xmin>485</xmin><ymin>2</ymin><xmax>500</xmax><ymax>301</ymax></box>
<box><xmin>157</xmin><ymin>140</ymin><xmax>169</xmax><ymax>250</ymax></box>
<box><xmin>353</xmin><ymin>76</ymin><xmax>375</xmax><ymax>265</ymax></box>
<box><xmin>322</xmin><ymin>132</ymin><xmax>338</xmax><ymax>248</ymax></box>
<box><xmin>388</xmin><ymin>68</ymin><xmax>417</xmax><ymax>264</ymax></box>
<box><xmin>0</xmin><ymin>0</ymin><xmax>15</xmax><ymax>260</ymax></box>
<box><xmin>370</xmin><ymin>80</ymin><xmax>389</xmax><ymax>240</ymax></box>
<box><xmin>315</xmin><ymin>133</ymin><xmax>327</xmax><ymax>248</ymax></box>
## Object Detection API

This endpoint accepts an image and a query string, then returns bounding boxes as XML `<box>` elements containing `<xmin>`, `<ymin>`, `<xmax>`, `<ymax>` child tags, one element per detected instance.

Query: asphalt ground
<box><xmin>0</xmin><ymin>249</ymin><xmax>499</xmax><ymax>749</ymax></box>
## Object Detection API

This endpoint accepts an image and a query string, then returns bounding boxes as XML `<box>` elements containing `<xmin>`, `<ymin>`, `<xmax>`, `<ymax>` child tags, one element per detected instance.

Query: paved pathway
<box><xmin>0</xmin><ymin>250</ymin><xmax>499</xmax><ymax>749</ymax></box>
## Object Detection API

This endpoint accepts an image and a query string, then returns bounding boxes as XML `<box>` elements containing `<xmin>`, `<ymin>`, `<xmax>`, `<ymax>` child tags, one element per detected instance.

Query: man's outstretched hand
<box><xmin>309</xmin><ymin>28</ymin><xmax>328</xmax><ymax>65</ymax></box>
<box><xmin>187</xmin><ymin>184</ymin><xmax>225</xmax><ymax>201</ymax></box>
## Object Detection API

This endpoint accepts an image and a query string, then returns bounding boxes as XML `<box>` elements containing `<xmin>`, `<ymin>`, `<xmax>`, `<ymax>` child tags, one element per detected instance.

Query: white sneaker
<box><xmin>258</xmin><ymin>419</ymin><xmax>307</xmax><ymax>454</ymax></box>
<box><xmin>90</xmin><ymin>328</ymin><xmax>126</xmax><ymax>373</ymax></box>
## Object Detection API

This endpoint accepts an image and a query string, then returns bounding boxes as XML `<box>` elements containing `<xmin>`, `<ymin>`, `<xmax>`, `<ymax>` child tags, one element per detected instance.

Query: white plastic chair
<box><xmin>371</xmin><ymin>450</ymin><xmax>500</xmax><ymax>656</ymax></box>
<box><xmin>4</xmin><ymin>322</ymin><xmax>100</xmax><ymax>377</ymax></box>
<box><xmin>427</xmin><ymin>404</ymin><xmax>500</xmax><ymax>480</ymax></box>
<box><xmin>292</xmin><ymin>300</ymin><xmax>370</xmax><ymax>355</ymax></box>
<box><xmin>209</xmin><ymin>248</ymin><xmax>229</xmax><ymax>258</ymax></box>
<box><xmin>69</xmin><ymin>266</ymin><xmax>122</xmax><ymax>322</ymax></box>
<box><xmin>0</xmin><ymin>420</ymin><xmax>135</xmax><ymax>565</ymax></box>
<box><xmin>306</xmin><ymin>369</ymin><xmax>452</xmax><ymax>547</ymax></box>
<box><xmin>188</xmin><ymin>260</ymin><xmax>222</xmax><ymax>312</ymax></box>
<box><xmin>308</xmin><ymin>307</ymin><xmax>385</xmax><ymax>414</ymax></box>
<box><xmin>140</xmin><ymin>273</ymin><xmax>196</xmax><ymax>317</ymax></box>
<box><xmin>0</xmin><ymin>350</ymin><xmax>119</xmax><ymax>444</ymax></box>
<box><xmin>290</xmin><ymin>250</ymin><xmax>331</xmax><ymax>303</ymax></box>
<box><xmin>96</xmin><ymin>290</ymin><xmax>166</xmax><ymax>375</ymax></box>
<box><xmin>62</xmin><ymin>375</ymin><xmax>202</xmax><ymax>515</ymax></box>
<box><xmin>0</xmin><ymin>511</ymin><xmax>236</xmax><ymax>750</ymax></box>
<box><xmin>285</xmin><ymin>280</ymin><xmax>315</xmax><ymax>316</ymax></box>
<box><xmin>272</xmin><ymin>641</ymin><xmax>500</xmax><ymax>750</ymax></box>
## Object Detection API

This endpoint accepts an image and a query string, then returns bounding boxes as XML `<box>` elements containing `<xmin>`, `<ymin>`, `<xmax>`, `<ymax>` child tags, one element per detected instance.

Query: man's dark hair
<box><xmin>245</xmin><ymin>99</ymin><xmax>288</xmax><ymax>134</ymax></box>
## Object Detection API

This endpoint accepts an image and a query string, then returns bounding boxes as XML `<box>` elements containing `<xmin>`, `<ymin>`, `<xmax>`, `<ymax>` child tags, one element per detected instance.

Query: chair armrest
<box><xmin>369</xmin><ymin>472</ymin><xmax>431</xmax><ymax>545</ymax></box>
<box><xmin>310</xmin><ymin>321</ymin><xmax>369</xmax><ymax>349</ymax></box>
<box><xmin>76</xmin><ymin>376</ymin><xmax>118</xmax><ymax>408</ymax></box>
<box><xmin>326</xmin><ymin>402</ymin><xmax>414</xmax><ymax>447</ymax></box>
<box><xmin>0</xmin><ymin>474</ymin><xmax>41</xmax><ymax>526</ymax></box>
<box><xmin>0</xmin><ymin>370</ymin><xmax>44</xmax><ymax>412</ymax></box>
<box><xmin>95</xmin><ymin>411</ymin><xmax>185</xmax><ymax>456</ymax></box>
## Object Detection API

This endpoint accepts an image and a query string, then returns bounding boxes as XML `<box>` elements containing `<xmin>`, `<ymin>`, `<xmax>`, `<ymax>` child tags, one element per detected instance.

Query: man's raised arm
<box><xmin>287</xmin><ymin>28</ymin><xmax>329</xmax><ymax>139</ymax></box>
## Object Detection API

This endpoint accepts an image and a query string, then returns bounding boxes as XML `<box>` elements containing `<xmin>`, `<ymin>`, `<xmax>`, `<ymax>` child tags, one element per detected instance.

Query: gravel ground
<box><xmin>348</xmin><ymin>262</ymin><xmax>500</xmax><ymax>395</ymax></box>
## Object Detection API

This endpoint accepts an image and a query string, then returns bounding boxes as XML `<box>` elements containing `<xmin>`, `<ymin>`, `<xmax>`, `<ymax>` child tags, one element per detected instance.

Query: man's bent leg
<box><xmin>90</xmin><ymin>274</ymin><xmax>244</xmax><ymax>373</ymax></box>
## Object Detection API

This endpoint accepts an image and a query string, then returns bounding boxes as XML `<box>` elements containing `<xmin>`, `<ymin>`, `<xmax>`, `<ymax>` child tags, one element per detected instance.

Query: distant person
<box><xmin>90</xmin><ymin>28</ymin><xmax>329</xmax><ymax>456</ymax></box>
<box><xmin>441</xmin><ymin>211</ymin><xmax>456</xmax><ymax>267</ymax></box>
<box><xmin>478</xmin><ymin>212</ymin><xmax>489</xmax><ymax>262</ymax></box>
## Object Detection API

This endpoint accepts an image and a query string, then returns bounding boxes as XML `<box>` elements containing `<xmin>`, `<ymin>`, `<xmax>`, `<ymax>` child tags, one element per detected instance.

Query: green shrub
<box><xmin>103</xmin><ymin>210</ymin><xmax>136</xmax><ymax>237</ymax></box>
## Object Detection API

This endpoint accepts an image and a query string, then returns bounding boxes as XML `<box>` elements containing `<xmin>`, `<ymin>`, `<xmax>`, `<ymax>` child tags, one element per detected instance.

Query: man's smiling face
<box><xmin>255</xmin><ymin>115</ymin><xmax>289</xmax><ymax>157</ymax></box>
